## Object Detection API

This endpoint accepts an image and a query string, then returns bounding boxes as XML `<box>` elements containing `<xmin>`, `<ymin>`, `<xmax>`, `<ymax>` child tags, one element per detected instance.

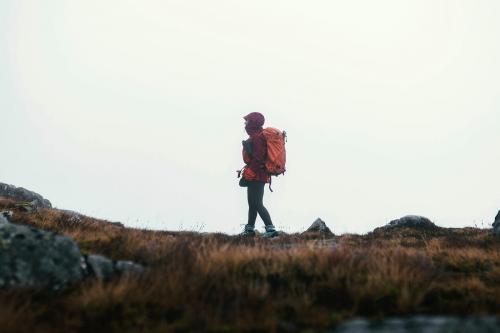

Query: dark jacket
<box><xmin>242</xmin><ymin>113</ymin><xmax>270</xmax><ymax>183</ymax></box>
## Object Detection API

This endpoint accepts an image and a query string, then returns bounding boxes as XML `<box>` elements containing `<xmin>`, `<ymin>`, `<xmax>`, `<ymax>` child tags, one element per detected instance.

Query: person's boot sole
<box><xmin>262</xmin><ymin>231</ymin><xmax>279</xmax><ymax>238</ymax></box>
<box><xmin>239</xmin><ymin>232</ymin><xmax>256</xmax><ymax>237</ymax></box>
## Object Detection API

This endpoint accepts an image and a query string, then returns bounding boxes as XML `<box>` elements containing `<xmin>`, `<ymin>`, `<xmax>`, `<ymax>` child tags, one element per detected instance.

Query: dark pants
<box><xmin>247</xmin><ymin>181</ymin><xmax>273</xmax><ymax>227</ymax></box>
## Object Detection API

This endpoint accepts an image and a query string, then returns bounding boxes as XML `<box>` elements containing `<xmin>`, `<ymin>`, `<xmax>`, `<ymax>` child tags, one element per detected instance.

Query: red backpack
<box><xmin>262</xmin><ymin>127</ymin><xmax>287</xmax><ymax>177</ymax></box>
<box><xmin>238</xmin><ymin>128</ymin><xmax>287</xmax><ymax>191</ymax></box>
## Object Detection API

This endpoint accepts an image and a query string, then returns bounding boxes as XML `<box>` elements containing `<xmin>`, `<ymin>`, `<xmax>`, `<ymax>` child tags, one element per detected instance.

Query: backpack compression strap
<box><xmin>237</xmin><ymin>165</ymin><xmax>246</xmax><ymax>178</ymax></box>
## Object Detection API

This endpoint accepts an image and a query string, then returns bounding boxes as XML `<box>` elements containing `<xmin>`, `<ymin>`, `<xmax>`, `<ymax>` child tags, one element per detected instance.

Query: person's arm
<box><xmin>242</xmin><ymin>139</ymin><xmax>252</xmax><ymax>164</ymax></box>
<box><xmin>248</xmin><ymin>135</ymin><xmax>267</xmax><ymax>174</ymax></box>
<box><xmin>242</xmin><ymin>139</ymin><xmax>253</xmax><ymax>156</ymax></box>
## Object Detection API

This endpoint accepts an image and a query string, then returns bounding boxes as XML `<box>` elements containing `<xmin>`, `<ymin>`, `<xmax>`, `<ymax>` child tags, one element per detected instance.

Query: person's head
<box><xmin>243</xmin><ymin>112</ymin><xmax>265</xmax><ymax>136</ymax></box>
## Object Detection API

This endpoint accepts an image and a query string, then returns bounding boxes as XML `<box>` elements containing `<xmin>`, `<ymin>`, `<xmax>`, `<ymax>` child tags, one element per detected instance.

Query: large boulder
<box><xmin>374</xmin><ymin>215</ymin><xmax>439</xmax><ymax>233</ymax></box>
<box><xmin>493</xmin><ymin>211</ymin><xmax>500</xmax><ymax>235</ymax></box>
<box><xmin>0</xmin><ymin>218</ymin><xmax>144</xmax><ymax>289</ymax></box>
<box><xmin>0</xmin><ymin>182</ymin><xmax>52</xmax><ymax>209</ymax></box>
<box><xmin>0</xmin><ymin>222</ymin><xmax>85</xmax><ymax>290</ymax></box>
<box><xmin>303</xmin><ymin>218</ymin><xmax>333</xmax><ymax>235</ymax></box>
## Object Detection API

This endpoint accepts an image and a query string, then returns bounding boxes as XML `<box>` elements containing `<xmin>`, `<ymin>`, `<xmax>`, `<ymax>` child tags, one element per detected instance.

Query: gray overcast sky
<box><xmin>1</xmin><ymin>0</ymin><xmax>499</xmax><ymax>234</ymax></box>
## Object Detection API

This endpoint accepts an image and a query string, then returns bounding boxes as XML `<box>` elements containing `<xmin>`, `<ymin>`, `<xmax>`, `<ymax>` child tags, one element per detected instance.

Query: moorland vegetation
<box><xmin>1</xmin><ymin>197</ymin><xmax>500</xmax><ymax>333</ymax></box>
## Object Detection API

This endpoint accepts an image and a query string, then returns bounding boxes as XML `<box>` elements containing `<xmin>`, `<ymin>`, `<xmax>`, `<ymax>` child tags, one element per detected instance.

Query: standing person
<box><xmin>239</xmin><ymin>112</ymin><xmax>279</xmax><ymax>238</ymax></box>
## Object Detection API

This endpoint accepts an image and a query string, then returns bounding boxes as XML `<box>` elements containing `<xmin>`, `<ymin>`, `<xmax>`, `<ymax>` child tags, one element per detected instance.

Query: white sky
<box><xmin>1</xmin><ymin>0</ymin><xmax>499</xmax><ymax>234</ymax></box>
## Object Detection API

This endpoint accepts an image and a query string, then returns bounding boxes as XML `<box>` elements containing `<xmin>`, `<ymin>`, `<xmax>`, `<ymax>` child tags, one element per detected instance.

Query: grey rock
<box><xmin>374</xmin><ymin>215</ymin><xmax>438</xmax><ymax>233</ymax></box>
<box><xmin>0</xmin><ymin>223</ymin><xmax>84</xmax><ymax>290</ymax></box>
<box><xmin>0</xmin><ymin>215</ymin><xmax>9</xmax><ymax>226</ymax></box>
<box><xmin>493</xmin><ymin>211</ymin><xmax>500</xmax><ymax>235</ymax></box>
<box><xmin>115</xmin><ymin>260</ymin><xmax>145</xmax><ymax>275</ymax></box>
<box><xmin>304</xmin><ymin>218</ymin><xmax>333</xmax><ymax>235</ymax></box>
<box><xmin>86</xmin><ymin>255</ymin><xmax>115</xmax><ymax>280</ymax></box>
<box><xmin>109</xmin><ymin>221</ymin><xmax>125</xmax><ymax>228</ymax></box>
<box><xmin>333</xmin><ymin>316</ymin><xmax>500</xmax><ymax>333</ymax></box>
<box><xmin>85</xmin><ymin>255</ymin><xmax>145</xmax><ymax>280</ymax></box>
<box><xmin>56</xmin><ymin>209</ymin><xmax>84</xmax><ymax>223</ymax></box>
<box><xmin>0</xmin><ymin>182</ymin><xmax>52</xmax><ymax>208</ymax></box>
<box><xmin>389</xmin><ymin>215</ymin><xmax>435</xmax><ymax>227</ymax></box>
<box><xmin>1</xmin><ymin>211</ymin><xmax>14</xmax><ymax>221</ymax></box>
<box><xmin>0</xmin><ymin>218</ymin><xmax>144</xmax><ymax>289</ymax></box>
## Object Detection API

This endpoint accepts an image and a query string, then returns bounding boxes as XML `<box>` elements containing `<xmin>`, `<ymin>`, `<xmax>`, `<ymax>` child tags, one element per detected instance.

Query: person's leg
<box><xmin>246</xmin><ymin>181</ymin><xmax>278</xmax><ymax>238</ymax></box>
<box><xmin>252</xmin><ymin>182</ymin><xmax>273</xmax><ymax>227</ymax></box>
<box><xmin>253</xmin><ymin>182</ymin><xmax>278</xmax><ymax>237</ymax></box>
<box><xmin>247</xmin><ymin>182</ymin><xmax>259</xmax><ymax>228</ymax></box>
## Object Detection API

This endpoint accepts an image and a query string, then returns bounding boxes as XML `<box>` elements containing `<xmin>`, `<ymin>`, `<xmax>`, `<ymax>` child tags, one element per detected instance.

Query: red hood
<box><xmin>244</xmin><ymin>112</ymin><xmax>265</xmax><ymax>136</ymax></box>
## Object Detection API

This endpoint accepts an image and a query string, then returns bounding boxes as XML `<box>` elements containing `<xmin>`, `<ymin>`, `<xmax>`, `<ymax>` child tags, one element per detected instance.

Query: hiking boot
<box><xmin>262</xmin><ymin>225</ymin><xmax>279</xmax><ymax>238</ymax></box>
<box><xmin>239</xmin><ymin>225</ymin><xmax>256</xmax><ymax>237</ymax></box>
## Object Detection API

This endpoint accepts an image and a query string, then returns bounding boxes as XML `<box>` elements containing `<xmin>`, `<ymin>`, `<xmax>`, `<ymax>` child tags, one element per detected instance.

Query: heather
<box><xmin>1</xmin><ymin>198</ymin><xmax>500</xmax><ymax>333</ymax></box>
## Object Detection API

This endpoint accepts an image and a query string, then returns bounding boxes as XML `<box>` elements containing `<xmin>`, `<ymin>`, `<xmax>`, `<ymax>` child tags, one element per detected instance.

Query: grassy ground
<box><xmin>1</xmin><ymin>198</ymin><xmax>500</xmax><ymax>332</ymax></box>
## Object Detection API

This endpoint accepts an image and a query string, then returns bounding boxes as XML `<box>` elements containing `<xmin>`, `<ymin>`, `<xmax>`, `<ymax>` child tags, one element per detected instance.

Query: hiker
<box><xmin>239</xmin><ymin>112</ymin><xmax>279</xmax><ymax>238</ymax></box>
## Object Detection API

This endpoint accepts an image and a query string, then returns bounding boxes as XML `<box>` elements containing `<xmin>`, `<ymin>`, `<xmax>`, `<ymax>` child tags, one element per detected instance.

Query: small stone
<box><xmin>109</xmin><ymin>221</ymin><xmax>125</xmax><ymax>228</ymax></box>
<box><xmin>304</xmin><ymin>218</ymin><xmax>333</xmax><ymax>235</ymax></box>
<box><xmin>85</xmin><ymin>255</ymin><xmax>145</xmax><ymax>280</ymax></box>
<box><xmin>1</xmin><ymin>211</ymin><xmax>14</xmax><ymax>221</ymax></box>
<box><xmin>115</xmin><ymin>261</ymin><xmax>145</xmax><ymax>275</ymax></box>
<box><xmin>493</xmin><ymin>211</ymin><xmax>500</xmax><ymax>235</ymax></box>
<box><xmin>0</xmin><ymin>215</ymin><xmax>9</xmax><ymax>225</ymax></box>
<box><xmin>85</xmin><ymin>255</ymin><xmax>115</xmax><ymax>280</ymax></box>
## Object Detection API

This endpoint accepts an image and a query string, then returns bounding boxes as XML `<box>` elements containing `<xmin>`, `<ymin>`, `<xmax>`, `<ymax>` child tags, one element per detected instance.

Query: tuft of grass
<box><xmin>1</xmin><ymin>197</ymin><xmax>500</xmax><ymax>332</ymax></box>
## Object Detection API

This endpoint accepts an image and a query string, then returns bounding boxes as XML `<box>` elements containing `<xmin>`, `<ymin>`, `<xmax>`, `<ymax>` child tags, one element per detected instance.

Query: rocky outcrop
<box><xmin>0</xmin><ymin>219</ymin><xmax>144</xmax><ymax>290</ymax></box>
<box><xmin>0</xmin><ymin>182</ymin><xmax>52</xmax><ymax>209</ymax></box>
<box><xmin>373</xmin><ymin>215</ymin><xmax>439</xmax><ymax>233</ymax></box>
<box><xmin>0</xmin><ymin>222</ymin><xmax>85</xmax><ymax>290</ymax></box>
<box><xmin>303</xmin><ymin>218</ymin><xmax>333</xmax><ymax>235</ymax></box>
<box><xmin>493</xmin><ymin>211</ymin><xmax>500</xmax><ymax>235</ymax></box>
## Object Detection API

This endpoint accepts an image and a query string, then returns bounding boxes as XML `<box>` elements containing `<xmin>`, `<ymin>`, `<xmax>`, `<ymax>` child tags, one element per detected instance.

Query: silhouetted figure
<box><xmin>239</xmin><ymin>112</ymin><xmax>278</xmax><ymax>238</ymax></box>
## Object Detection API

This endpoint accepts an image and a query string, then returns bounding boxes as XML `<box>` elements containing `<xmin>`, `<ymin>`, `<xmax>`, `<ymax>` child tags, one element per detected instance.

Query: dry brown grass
<box><xmin>1</xmin><ymin>198</ymin><xmax>500</xmax><ymax>332</ymax></box>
